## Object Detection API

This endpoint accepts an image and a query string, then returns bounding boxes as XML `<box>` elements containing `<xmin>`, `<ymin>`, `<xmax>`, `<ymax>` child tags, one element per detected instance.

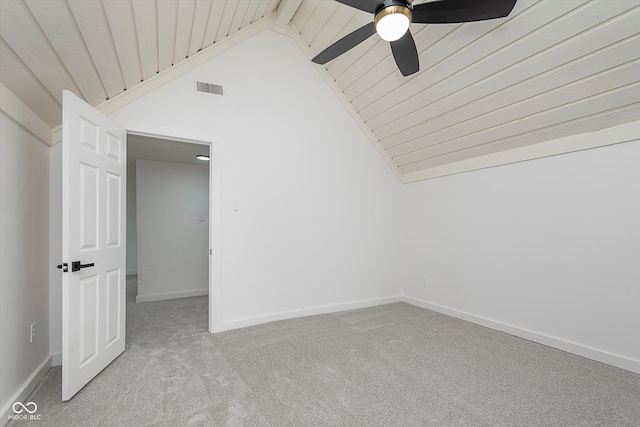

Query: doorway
<box><xmin>126</xmin><ymin>133</ymin><xmax>211</xmax><ymax>325</ymax></box>
<box><xmin>58</xmin><ymin>91</ymin><xmax>221</xmax><ymax>399</ymax></box>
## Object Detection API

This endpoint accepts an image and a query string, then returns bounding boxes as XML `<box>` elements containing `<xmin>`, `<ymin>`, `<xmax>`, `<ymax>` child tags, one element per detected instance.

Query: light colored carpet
<box><xmin>11</xmin><ymin>277</ymin><xmax>640</xmax><ymax>426</ymax></box>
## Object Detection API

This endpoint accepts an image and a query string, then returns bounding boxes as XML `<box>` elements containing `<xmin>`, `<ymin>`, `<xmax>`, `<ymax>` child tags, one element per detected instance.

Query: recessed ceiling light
<box><xmin>196</xmin><ymin>155</ymin><xmax>210</xmax><ymax>161</ymax></box>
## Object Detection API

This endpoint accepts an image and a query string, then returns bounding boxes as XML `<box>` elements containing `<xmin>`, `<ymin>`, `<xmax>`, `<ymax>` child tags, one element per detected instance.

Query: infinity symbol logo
<box><xmin>13</xmin><ymin>401</ymin><xmax>38</xmax><ymax>414</ymax></box>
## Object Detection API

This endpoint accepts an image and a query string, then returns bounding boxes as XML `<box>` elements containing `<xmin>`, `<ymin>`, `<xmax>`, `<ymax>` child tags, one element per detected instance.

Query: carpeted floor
<box><xmin>11</xmin><ymin>277</ymin><xmax>640</xmax><ymax>426</ymax></box>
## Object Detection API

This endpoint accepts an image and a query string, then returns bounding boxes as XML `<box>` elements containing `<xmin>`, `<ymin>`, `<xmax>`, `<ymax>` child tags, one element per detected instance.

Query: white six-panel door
<box><xmin>62</xmin><ymin>90</ymin><xmax>127</xmax><ymax>401</ymax></box>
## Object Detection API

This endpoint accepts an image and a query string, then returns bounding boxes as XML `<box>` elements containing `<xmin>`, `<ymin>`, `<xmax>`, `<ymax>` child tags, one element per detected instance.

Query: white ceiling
<box><xmin>1</xmin><ymin>0</ymin><xmax>639</xmax><ymax>181</ymax></box>
<box><xmin>128</xmin><ymin>133</ymin><xmax>210</xmax><ymax>166</ymax></box>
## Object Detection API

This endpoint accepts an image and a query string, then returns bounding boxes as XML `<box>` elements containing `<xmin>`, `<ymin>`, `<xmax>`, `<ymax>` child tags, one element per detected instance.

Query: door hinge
<box><xmin>57</xmin><ymin>263</ymin><xmax>68</xmax><ymax>272</ymax></box>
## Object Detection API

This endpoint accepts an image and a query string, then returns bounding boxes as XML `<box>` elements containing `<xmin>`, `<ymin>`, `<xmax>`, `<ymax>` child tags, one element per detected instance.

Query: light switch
<box><xmin>233</xmin><ymin>197</ymin><xmax>239</xmax><ymax>211</ymax></box>
<box><xmin>198</xmin><ymin>213</ymin><xmax>204</xmax><ymax>221</ymax></box>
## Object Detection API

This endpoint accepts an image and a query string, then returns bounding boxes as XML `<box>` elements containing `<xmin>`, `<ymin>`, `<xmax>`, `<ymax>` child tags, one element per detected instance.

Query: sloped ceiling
<box><xmin>1</xmin><ymin>0</ymin><xmax>639</xmax><ymax>182</ymax></box>
<box><xmin>0</xmin><ymin>0</ymin><xmax>282</xmax><ymax>127</ymax></box>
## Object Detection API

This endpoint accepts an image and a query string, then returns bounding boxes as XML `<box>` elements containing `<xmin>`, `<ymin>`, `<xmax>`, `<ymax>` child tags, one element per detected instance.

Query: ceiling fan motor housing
<box><xmin>375</xmin><ymin>0</ymin><xmax>413</xmax><ymax>14</ymax></box>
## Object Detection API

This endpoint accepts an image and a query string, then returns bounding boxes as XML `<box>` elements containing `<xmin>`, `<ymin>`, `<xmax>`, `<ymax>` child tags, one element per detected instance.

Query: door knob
<box><xmin>71</xmin><ymin>261</ymin><xmax>95</xmax><ymax>272</ymax></box>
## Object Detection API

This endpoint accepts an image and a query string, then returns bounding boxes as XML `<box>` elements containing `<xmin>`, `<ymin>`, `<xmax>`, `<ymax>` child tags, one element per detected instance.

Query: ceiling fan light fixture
<box><xmin>374</xmin><ymin>5</ymin><xmax>412</xmax><ymax>42</ymax></box>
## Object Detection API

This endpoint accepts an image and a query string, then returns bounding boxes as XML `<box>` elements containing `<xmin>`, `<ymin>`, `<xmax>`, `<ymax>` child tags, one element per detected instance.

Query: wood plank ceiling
<box><xmin>0</xmin><ymin>0</ymin><xmax>280</xmax><ymax>127</ymax></box>
<box><xmin>1</xmin><ymin>0</ymin><xmax>639</xmax><ymax>181</ymax></box>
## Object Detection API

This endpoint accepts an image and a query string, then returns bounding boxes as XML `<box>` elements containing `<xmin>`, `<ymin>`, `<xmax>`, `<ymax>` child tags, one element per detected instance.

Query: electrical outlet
<box><xmin>30</xmin><ymin>322</ymin><xmax>37</xmax><ymax>343</ymax></box>
<box><xmin>422</xmin><ymin>276</ymin><xmax>428</xmax><ymax>286</ymax></box>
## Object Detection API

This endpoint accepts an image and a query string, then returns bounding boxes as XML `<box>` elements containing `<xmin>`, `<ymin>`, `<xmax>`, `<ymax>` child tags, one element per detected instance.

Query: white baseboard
<box><xmin>220</xmin><ymin>295</ymin><xmax>403</xmax><ymax>331</ymax></box>
<box><xmin>1</xmin><ymin>355</ymin><xmax>52</xmax><ymax>427</ymax></box>
<box><xmin>402</xmin><ymin>296</ymin><xmax>640</xmax><ymax>374</ymax></box>
<box><xmin>50</xmin><ymin>352</ymin><xmax>62</xmax><ymax>367</ymax></box>
<box><xmin>135</xmin><ymin>288</ymin><xmax>209</xmax><ymax>303</ymax></box>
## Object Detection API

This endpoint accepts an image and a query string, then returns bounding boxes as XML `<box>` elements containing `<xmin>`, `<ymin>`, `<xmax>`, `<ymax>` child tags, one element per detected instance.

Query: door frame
<box><xmin>126</xmin><ymin>129</ymin><xmax>222</xmax><ymax>333</ymax></box>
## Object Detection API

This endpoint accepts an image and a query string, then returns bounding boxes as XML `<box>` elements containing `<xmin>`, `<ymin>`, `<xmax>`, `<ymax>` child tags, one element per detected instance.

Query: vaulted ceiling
<box><xmin>1</xmin><ymin>0</ymin><xmax>639</xmax><ymax>182</ymax></box>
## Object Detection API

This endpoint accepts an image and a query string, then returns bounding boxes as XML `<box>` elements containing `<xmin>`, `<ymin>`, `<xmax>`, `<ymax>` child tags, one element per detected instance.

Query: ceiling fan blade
<box><xmin>335</xmin><ymin>0</ymin><xmax>379</xmax><ymax>14</ymax></box>
<box><xmin>390</xmin><ymin>31</ymin><xmax>419</xmax><ymax>76</ymax></box>
<box><xmin>312</xmin><ymin>22</ymin><xmax>377</xmax><ymax>64</ymax></box>
<box><xmin>412</xmin><ymin>0</ymin><xmax>517</xmax><ymax>24</ymax></box>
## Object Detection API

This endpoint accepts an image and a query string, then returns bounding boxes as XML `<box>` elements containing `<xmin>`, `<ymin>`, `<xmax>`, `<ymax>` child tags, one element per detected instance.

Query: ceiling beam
<box><xmin>0</xmin><ymin>83</ymin><xmax>53</xmax><ymax>145</ymax></box>
<box><xmin>275</xmin><ymin>0</ymin><xmax>303</xmax><ymax>27</ymax></box>
<box><xmin>401</xmin><ymin>118</ymin><xmax>640</xmax><ymax>183</ymax></box>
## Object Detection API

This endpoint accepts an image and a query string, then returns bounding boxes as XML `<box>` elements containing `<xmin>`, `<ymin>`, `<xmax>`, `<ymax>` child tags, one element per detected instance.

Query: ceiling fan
<box><xmin>312</xmin><ymin>0</ymin><xmax>518</xmax><ymax>77</ymax></box>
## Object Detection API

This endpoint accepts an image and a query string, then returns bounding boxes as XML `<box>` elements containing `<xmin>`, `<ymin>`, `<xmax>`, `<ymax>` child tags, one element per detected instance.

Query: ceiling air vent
<box><xmin>196</xmin><ymin>81</ymin><xmax>223</xmax><ymax>95</ymax></box>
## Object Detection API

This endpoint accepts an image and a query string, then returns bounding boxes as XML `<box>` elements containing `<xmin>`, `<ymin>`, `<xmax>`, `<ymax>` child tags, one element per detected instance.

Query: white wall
<box><xmin>0</xmin><ymin>111</ymin><xmax>51</xmax><ymax>416</ymax></box>
<box><xmin>135</xmin><ymin>160</ymin><xmax>209</xmax><ymax>302</ymax></box>
<box><xmin>110</xmin><ymin>29</ymin><xmax>403</xmax><ymax>328</ymax></box>
<box><xmin>126</xmin><ymin>160</ymin><xmax>137</xmax><ymax>274</ymax></box>
<box><xmin>402</xmin><ymin>133</ymin><xmax>640</xmax><ymax>372</ymax></box>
